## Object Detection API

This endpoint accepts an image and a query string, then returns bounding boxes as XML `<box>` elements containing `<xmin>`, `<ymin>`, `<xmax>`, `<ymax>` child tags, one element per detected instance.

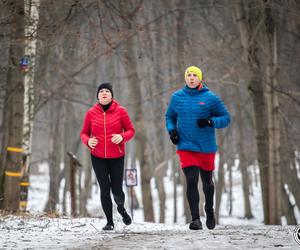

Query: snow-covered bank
<box><xmin>0</xmin><ymin>215</ymin><xmax>298</xmax><ymax>249</ymax></box>
<box><xmin>27</xmin><ymin>169</ymin><xmax>265</xmax><ymax>226</ymax></box>
<box><xmin>17</xmin><ymin>162</ymin><xmax>299</xmax><ymax>249</ymax></box>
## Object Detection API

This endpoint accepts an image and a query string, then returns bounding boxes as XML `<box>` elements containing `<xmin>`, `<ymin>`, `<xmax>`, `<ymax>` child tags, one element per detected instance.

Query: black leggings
<box><xmin>183</xmin><ymin>166</ymin><xmax>214</xmax><ymax>221</ymax></box>
<box><xmin>91</xmin><ymin>155</ymin><xmax>125</xmax><ymax>222</ymax></box>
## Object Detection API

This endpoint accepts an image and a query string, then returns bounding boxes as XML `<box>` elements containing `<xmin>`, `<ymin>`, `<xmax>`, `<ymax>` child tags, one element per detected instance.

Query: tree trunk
<box><xmin>280</xmin><ymin>127</ymin><xmax>298</xmax><ymax>223</ymax></box>
<box><xmin>79</xmin><ymin>147</ymin><xmax>91</xmax><ymax>216</ymax></box>
<box><xmin>281</xmin><ymin>186</ymin><xmax>297</xmax><ymax>225</ymax></box>
<box><xmin>44</xmin><ymin>100</ymin><xmax>62</xmax><ymax>213</ymax></box>
<box><xmin>215</xmin><ymin>150</ymin><xmax>225</xmax><ymax>224</ymax></box>
<box><xmin>118</xmin><ymin>0</ymin><xmax>154</xmax><ymax>222</ymax></box>
<box><xmin>137</xmin><ymin>136</ymin><xmax>154</xmax><ymax>222</ymax></box>
<box><xmin>150</xmin><ymin>0</ymin><xmax>168</xmax><ymax>224</ymax></box>
<box><xmin>234</xmin><ymin>0</ymin><xmax>270</xmax><ymax>224</ymax></box>
<box><xmin>20</xmin><ymin>0</ymin><xmax>40</xmax><ymax>211</ymax></box>
<box><xmin>175</xmin><ymin>0</ymin><xmax>189</xmax><ymax>223</ymax></box>
<box><xmin>264</xmin><ymin>6</ymin><xmax>281</xmax><ymax>225</ymax></box>
<box><xmin>237</xmin><ymin>88</ymin><xmax>253</xmax><ymax>219</ymax></box>
<box><xmin>172</xmin><ymin>155</ymin><xmax>178</xmax><ymax>223</ymax></box>
<box><xmin>124</xmin><ymin>56</ymin><xmax>154</xmax><ymax>221</ymax></box>
<box><xmin>2</xmin><ymin>0</ymin><xmax>25</xmax><ymax>211</ymax></box>
<box><xmin>155</xmin><ymin>174</ymin><xmax>166</xmax><ymax>223</ymax></box>
<box><xmin>228</xmin><ymin>163</ymin><xmax>233</xmax><ymax>216</ymax></box>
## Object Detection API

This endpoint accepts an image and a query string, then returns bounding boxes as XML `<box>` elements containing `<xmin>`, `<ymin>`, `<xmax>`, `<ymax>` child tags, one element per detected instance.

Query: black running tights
<box><xmin>91</xmin><ymin>155</ymin><xmax>125</xmax><ymax>223</ymax></box>
<box><xmin>182</xmin><ymin>166</ymin><xmax>214</xmax><ymax>220</ymax></box>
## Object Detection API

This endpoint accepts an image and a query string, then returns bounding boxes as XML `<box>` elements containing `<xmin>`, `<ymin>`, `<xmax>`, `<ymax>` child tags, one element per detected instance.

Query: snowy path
<box><xmin>85</xmin><ymin>225</ymin><xmax>299</xmax><ymax>250</ymax></box>
<box><xmin>0</xmin><ymin>215</ymin><xmax>299</xmax><ymax>249</ymax></box>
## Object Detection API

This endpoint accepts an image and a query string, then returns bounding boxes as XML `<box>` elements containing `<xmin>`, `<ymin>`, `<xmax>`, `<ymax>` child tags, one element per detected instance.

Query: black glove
<box><xmin>169</xmin><ymin>129</ymin><xmax>179</xmax><ymax>145</ymax></box>
<box><xmin>197</xmin><ymin>118</ymin><xmax>213</xmax><ymax>128</ymax></box>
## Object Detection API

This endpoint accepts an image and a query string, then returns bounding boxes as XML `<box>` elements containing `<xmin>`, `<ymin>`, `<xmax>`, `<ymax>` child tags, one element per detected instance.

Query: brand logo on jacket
<box><xmin>198</xmin><ymin>102</ymin><xmax>205</xmax><ymax>105</ymax></box>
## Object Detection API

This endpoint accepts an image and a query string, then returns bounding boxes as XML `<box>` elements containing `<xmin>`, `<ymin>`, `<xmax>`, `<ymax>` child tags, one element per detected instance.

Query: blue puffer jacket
<box><xmin>165</xmin><ymin>85</ymin><xmax>231</xmax><ymax>153</ymax></box>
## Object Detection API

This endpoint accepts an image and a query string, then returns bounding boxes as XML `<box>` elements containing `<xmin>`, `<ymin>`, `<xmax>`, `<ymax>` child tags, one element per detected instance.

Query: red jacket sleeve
<box><xmin>120</xmin><ymin>108</ymin><xmax>135</xmax><ymax>143</ymax></box>
<box><xmin>80</xmin><ymin>111</ymin><xmax>91</xmax><ymax>146</ymax></box>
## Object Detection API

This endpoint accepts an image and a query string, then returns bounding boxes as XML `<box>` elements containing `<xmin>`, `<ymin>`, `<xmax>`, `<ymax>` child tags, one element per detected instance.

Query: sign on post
<box><xmin>19</xmin><ymin>56</ymin><xmax>30</xmax><ymax>72</ymax></box>
<box><xmin>125</xmin><ymin>168</ymin><xmax>137</xmax><ymax>221</ymax></box>
<box><xmin>125</xmin><ymin>168</ymin><xmax>138</xmax><ymax>187</ymax></box>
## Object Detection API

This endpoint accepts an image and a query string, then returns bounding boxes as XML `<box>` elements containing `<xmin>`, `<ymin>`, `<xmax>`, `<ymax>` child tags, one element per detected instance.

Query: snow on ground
<box><xmin>1</xmin><ymin>162</ymin><xmax>300</xmax><ymax>249</ymax></box>
<box><xmin>218</xmin><ymin>163</ymin><xmax>264</xmax><ymax>225</ymax></box>
<box><xmin>0</xmin><ymin>215</ymin><xmax>298</xmax><ymax>249</ymax></box>
<box><xmin>26</xmin><ymin>161</ymin><xmax>266</xmax><ymax>225</ymax></box>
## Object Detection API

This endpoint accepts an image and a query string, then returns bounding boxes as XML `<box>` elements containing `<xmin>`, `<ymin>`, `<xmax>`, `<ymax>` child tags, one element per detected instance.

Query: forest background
<box><xmin>0</xmin><ymin>0</ymin><xmax>299</xmax><ymax>226</ymax></box>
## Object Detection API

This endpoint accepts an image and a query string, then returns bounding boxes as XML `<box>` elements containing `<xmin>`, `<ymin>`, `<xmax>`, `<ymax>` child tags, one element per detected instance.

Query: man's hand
<box><xmin>169</xmin><ymin>129</ymin><xmax>179</xmax><ymax>145</ymax></box>
<box><xmin>88</xmin><ymin>136</ymin><xmax>98</xmax><ymax>149</ymax></box>
<box><xmin>111</xmin><ymin>134</ymin><xmax>123</xmax><ymax>144</ymax></box>
<box><xmin>197</xmin><ymin>118</ymin><xmax>213</xmax><ymax>128</ymax></box>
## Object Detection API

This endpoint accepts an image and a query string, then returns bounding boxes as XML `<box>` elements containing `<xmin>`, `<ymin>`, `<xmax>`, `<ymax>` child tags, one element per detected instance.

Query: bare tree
<box><xmin>117</xmin><ymin>0</ymin><xmax>155</xmax><ymax>222</ymax></box>
<box><xmin>234</xmin><ymin>0</ymin><xmax>270</xmax><ymax>224</ymax></box>
<box><xmin>1</xmin><ymin>0</ymin><xmax>25</xmax><ymax>211</ymax></box>
<box><xmin>20</xmin><ymin>0</ymin><xmax>40</xmax><ymax>211</ymax></box>
<box><xmin>236</xmin><ymin>87</ymin><xmax>253</xmax><ymax>219</ymax></box>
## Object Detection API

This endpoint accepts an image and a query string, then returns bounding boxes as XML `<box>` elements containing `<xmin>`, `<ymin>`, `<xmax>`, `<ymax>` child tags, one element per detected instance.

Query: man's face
<box><xmin>185</xmin><ymin>72</ymin><xmax>200</xmax><ymax>88</ymax></box>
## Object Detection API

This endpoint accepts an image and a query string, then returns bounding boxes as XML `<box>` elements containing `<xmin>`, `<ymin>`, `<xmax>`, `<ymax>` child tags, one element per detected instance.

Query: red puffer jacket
<box><xmin>80</xmin><ymin>100</ymin><xmax>135</xmax><ymax>158</ymax></box>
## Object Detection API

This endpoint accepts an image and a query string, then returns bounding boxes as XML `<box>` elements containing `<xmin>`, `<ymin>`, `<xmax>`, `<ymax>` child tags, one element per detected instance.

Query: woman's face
<box><xmin>98</xmin><ymin>88</ymin><xmax>112</xmax><ymax>105</ymax></box>
<box><xmin>185</xmin><ymin>72</ymin><xmax>200</xmax><ymax>88</ymax></box>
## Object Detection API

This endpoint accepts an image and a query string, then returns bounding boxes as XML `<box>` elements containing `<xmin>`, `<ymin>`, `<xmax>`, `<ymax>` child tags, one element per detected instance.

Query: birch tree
<box><xmin>20</xmin><ymin>0</ymin><xmax>40</xmax><ymax>211</ymax></box>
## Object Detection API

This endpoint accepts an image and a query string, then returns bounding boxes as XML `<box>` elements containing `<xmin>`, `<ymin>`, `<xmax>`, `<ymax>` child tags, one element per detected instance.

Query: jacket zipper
<box><xmin>103</xmin><ymin>112</ymin><xmax>107</xmax><ymax>158</ymax></box>
<box><xmin>118</xmin><ymin>145</ymin><xmax>122</xmax><ymax>153</ymax></box>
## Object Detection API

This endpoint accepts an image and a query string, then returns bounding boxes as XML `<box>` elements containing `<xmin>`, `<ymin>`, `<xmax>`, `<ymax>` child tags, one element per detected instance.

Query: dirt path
<box><xmin>1</xmin><ymin>216</ymin><xmax>299</xmax><ymax>250</ymax></box>
<box><xmin>75</xmin><ymin>225</ymin><xmax>299</xmax><ymax>250</ymax></box>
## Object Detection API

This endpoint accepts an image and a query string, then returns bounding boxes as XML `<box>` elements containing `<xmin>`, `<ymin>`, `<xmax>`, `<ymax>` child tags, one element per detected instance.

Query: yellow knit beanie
<box><xmin>185</xmin><ymin>66</ymin><xmax>202</xmax><ymax>81</ymax></box>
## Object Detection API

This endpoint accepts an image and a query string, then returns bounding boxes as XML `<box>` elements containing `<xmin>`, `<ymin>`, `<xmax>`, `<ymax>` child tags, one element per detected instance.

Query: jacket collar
<box><xmin>183</xmin><ymin>84</ymin><xmax>209</xmax><ymax>95</ymax></box>
<box><xmin>94</xmin><ymin>99</ymin><xmax>119</xmax><ymax>113</ymax></box>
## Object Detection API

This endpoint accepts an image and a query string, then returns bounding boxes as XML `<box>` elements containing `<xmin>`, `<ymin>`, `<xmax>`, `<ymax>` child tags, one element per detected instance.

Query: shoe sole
<box><xmin>189</xmin><ymin>226</ymin><xmax>203</xmax><ymax>230</ymax></box>
<box><xmin>189</xmin><ymin>224</ymin><xmax>203</xmax><ymax>230</ymax></box>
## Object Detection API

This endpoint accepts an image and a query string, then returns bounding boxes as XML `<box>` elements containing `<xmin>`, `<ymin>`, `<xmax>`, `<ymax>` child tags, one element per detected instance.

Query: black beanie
<box><xmin>96</xmin><ymin>82</ymin><xmax>113</xmax><ymax>98</ymax></box>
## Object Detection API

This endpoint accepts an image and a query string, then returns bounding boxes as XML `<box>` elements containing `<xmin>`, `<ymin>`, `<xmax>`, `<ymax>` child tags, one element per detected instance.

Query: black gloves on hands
<box><xmin>169</xmin><ymin>129</ymin><xmax>179</xmax><ymax>145</ymax></box>
<box><xmin>197</xmin><ymin>118</ymin><xmax>213</xmax><ymax>128</ymax></box>
<box><xmin>169</xmin><ymin>120</ymin><xmax>212</xmax><ymax>145</ymax></box>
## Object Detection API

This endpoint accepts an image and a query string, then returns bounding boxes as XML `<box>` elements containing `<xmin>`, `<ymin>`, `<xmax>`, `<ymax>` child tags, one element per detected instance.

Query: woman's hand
<box><xmin>111</xmin><ymin>134</ymin><xmax>123</xmax><ymax>144</ymax></box>
<box><xmin>88</xmin><ymin>136</ymin><xmax>98</xmax><ymax>149</ymax></box>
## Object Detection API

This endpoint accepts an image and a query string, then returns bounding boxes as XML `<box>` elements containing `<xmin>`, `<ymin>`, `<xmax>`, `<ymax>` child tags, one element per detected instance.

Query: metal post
<box><xmin>130</xmin><ymin>187</ymin><xmax>134</xmax><ymax>221</ymax></box>
<box><xmin>67</xmin><ymin>151</ymin><xmax>82</xmax><ymax>217</ymax></box>
<box><xmin>70</xmin><ymin>157</ymin><xmax>76</xmax><ymax>217</ymax></box>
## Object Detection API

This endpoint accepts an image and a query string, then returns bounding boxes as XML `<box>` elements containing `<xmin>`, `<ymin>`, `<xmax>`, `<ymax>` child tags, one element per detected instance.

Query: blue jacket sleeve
<box><xmin>210</xmin><ymin>95</ymin><xmax>231</xmax><ymax>129</ymax></box>
<box><xmin>165</xmin><ymin>96</ymin><xmax>178</xmax><ymax>133</ymax></box>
